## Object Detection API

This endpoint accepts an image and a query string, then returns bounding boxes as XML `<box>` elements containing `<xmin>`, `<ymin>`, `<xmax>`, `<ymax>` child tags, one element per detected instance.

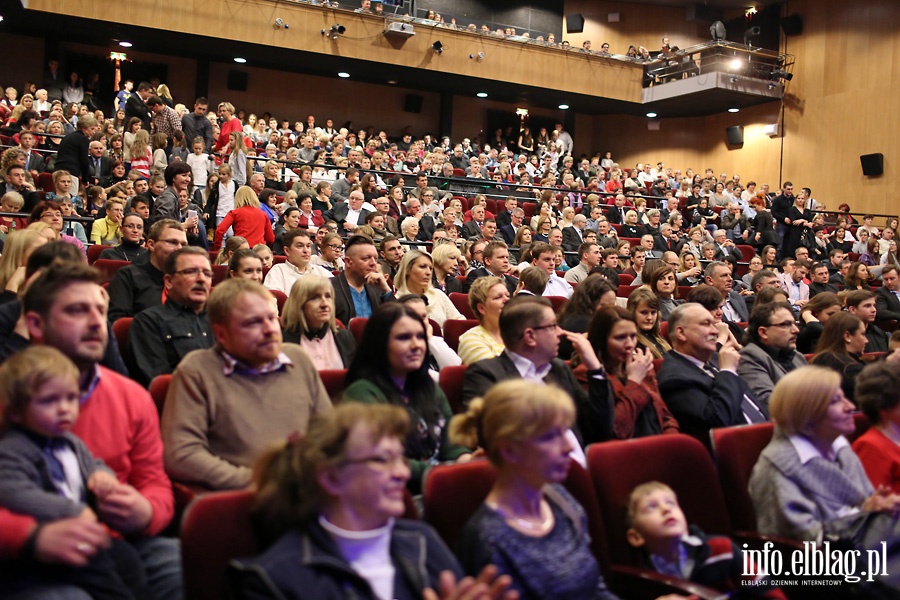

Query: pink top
<box><xmin>299</xmin><ymin>330</ymin><xmax>344</xmax><ymax>370</ymax></box>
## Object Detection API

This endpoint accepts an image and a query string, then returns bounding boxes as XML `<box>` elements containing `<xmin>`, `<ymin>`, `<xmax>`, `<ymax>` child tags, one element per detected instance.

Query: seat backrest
<box><xmin>148</xmin><ymin>374</ymin><xmax>173</xmax><ymax>416</ymax></box>
<box><xmin>348</xmin><ymin>317</ymin><xmax>368</xmax><ymax>345</ymax></box>
<box><xmin>617</xmin><ymin>272</ymin><xmax>634</xmax><ymax>286</ymax></box>
<box><xmin>181</xmin><ymin>490</ymin><xmax>258</xmax><ymax>600</ymax></box>
<box><xmin>442</xmin><ymin>319</ymin><xmax>479</xmax><ymax>352</ymax></box>
<box><xmin>438</xmin><ymin>364</ymin><xmax>468</xmax><ymax>415</ymax></box>
<box><xmin>449</xmin><ymin>292</ymin><xmax>475</xmax><ymax>319</ymax></box>
<box><xmin>212</xmin><ymin>264</ymin><xmax>228</xmax><ymax>285</ymax></box>
<box><xmin>618</xmin><ymin>284</ymin><xmax>640</xmax><ymax>298</ymax></box>
<box><xmin>87</xmin><ymin>244</ymin><xmax>111</xmax><ymax>265</ymax></box>
<box><xmin>319</xmin><ymin>369</ymin><xmax>347</xmax><ymax>404</ymax></box>
<box><xmin>547</xmin><ymin>295</ymin><xmax>568</xmax><ymax>314</ymax></box>
<box><xmin>710</xmin><ymin>422</ymin><xmax>775</xmax><ymax>531</ymax></box>
<box><xmin>112</xmin><ymin>316</ymin><xmax>133</xmax><ymax>354</ymax></box>
<box><xmin>658</xmin><ymin>321</ymin><xmax>669</xmax><ymax>342</ymax></box>
<box><xmin>93</xmin><ymin>259</ymin><xmax>130</xmax><ymax>282</ymax></box>
<box><xmin>270</xmin><ymin>290</ymin><xmax>287</xmax><ymax>315</ymax></box>
<box><xmin>587</xmin><ymin>434</ymin><xmax>732</xmax><ymax>564</ymax></box>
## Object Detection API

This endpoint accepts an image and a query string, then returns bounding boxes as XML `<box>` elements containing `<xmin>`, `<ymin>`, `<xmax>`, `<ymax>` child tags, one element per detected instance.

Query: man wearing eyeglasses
<box><xmin>126</xmin><ymin>247</ymin><xmax>214</xmax><ymax>387</ymax></box>
<box><xmin>108</xmin><ymin>219</ymin><xmax>188</xmax><ymax>322</ymax></box>
<box><xmin>737</xmin><ymin>301</ymin><xmax>807</xmax><ymax>410</ymax></box>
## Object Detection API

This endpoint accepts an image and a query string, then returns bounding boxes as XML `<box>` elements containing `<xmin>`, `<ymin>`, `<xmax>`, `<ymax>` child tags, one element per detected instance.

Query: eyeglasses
<box><xmin>174</xmin><ymin>267</ymin><xmax>213</xmax><ymax>279</ymax></box>
<box><xmin>532</xmin><ymin>322</ymin><xmax>559</xmax><ymax>332</ymax></box>
<box><xmin>766</xmin><ymin>321</ymin><xmax>796</xmax><ymax>329</ymax></box>
<box><xmin>326</xmin><ymin>244</ymin><xmax>344</xmax><ymax>251</ymax></box>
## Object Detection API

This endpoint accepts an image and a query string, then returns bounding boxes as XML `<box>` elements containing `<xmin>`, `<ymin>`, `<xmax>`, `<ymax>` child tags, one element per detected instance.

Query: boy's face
<box><xmin>627</xmin><ymin>488</ymin><xmax>688</xmax><ymax>550</ymax></box>
<box><xmin>16</xmin><ymin>376</ymin><xmax>80</xmax><ymax>437</ymax></box>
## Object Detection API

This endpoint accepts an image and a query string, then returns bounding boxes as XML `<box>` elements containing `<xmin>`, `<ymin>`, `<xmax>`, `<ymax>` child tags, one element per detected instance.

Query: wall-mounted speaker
<box><xmin>566</xmin><ymin>13</ymin><xmax>585</xmax><ymax>34</ymax></box>
<box><xmin>404</xmin><ymin>94</ymin><xmax>423</xmax><ymax>114</ymax></box>
<box><xmin>860</xmin><ymin>153</ymin><xmax>884</xmax><ymax>177</ymax></box>
<box><xmin>781</xmin><ymin>14</ymin><xmax>803</xmax><ymax>36</ymax></box>
<box><xmin>226</xmin><ymin>70</ymin><xmax>248</xmax><ymax>91</ymax></box>
<box><xmin>726</xmin><ymin>125</ymin><xmax>744</xmax><ymax>145</ymax></box>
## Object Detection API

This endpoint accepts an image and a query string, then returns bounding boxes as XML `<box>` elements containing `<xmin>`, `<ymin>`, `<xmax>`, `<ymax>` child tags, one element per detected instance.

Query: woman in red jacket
<box><xmin>214</xmin><ymin>186</ymin><xmax>275</xmax><ymax>249</ymax></box>
<box><xmin>296</xmin><ymin>193</ymin><xmax>324</xmax><ymax>232</ymax></box>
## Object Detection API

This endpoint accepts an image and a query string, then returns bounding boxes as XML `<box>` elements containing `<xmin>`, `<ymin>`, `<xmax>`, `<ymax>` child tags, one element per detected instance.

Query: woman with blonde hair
<box><xmin>431</xmin><ymin>241</ymin><xmax>463</xmax><ymax>295</ymax></box>
<box><xmin>451</xmin><ymin>380</ymin><xmax>617</xmax><ymax>598</ymax></box>
<box><xmin>457</xmin><ymin>276</ymin><xmax>509</xmax><ymax>365</ymax></box>
<box><xmin>129</xmin><ymin>129</ymin><xmax>152</xmax><ymax>179</ymax></box>
<box><xmin>215</xmin><ymin>235</ymin><xmax>249</xmax><ymax>266</ymax></box>
<box><xmin>214</xmin><ymin>186</ymin><xmax>275</xmax><ymax>249</ymax></box>
<box><xmin>227</xmin><ymin>130</ymin><xmax>248</xmax><ymax>186</ymax></box>
<box><xmin>0</xmin><ymin>229</ymin><xmax>46</xmax><ymax>296</ymax></box>
<box><xmin>281</xmin><ymin>274</ymin><xmax>356</xmax><ymax>368</ymax></box>
<box><xmin>262</xmin><ymin>159</ymin><xmax>286</xmax><ymax>192</ymax></box>
<box><xmin>394</xmin><ymin>249</ymin><xmax>464</xmax><ymax>327</ymax></box>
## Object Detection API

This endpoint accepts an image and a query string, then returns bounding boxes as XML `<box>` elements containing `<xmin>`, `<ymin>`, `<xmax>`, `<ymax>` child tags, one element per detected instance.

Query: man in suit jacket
<box><xmin>326</xmin><ymin>189</ymin><xmax>371</xmax><ymax>234</ymax></box>
<box><xmin>561</xmin><ymin>215</ymin><xmax>588</xmax><ymax>268</ymax></box>
<box><xmin>653</xmin><ymin>224</ymin><xmax>684</xmax><ymax>255</ymax></box>
<box><xmin>737</xmin><ymin>302</ymin><xmax>808</xmax><ymax>412</ymax></box>
<box><xmin>87</xmin><ymin>140</ymin><xmax>113</xmax><ymax>181</ymax></box>
<box><xmin>657</xmin><ymin>303</ymin><xmax>766</xmax><ymax>448</ymax></box>
<box><xmin>463</xmin><ymin>241</ymin><xmax>517</xmax><ymax>295</ymax></box>
<box><xmin>124</xmin><ymin>81</ymin><xmax>153</xmax><ymax>131</ymax></box>
<box><xmin>461</xmin><ymin>204</ymin><xmax>488</xmax><ymax>240</ymax></box>
<box><xmin>875</xmin><ymin>265</ymin><xmax>900</xmax><ymax>322</ymax></box>
<box><xmin>331</xmin><ymin>235</ymin><xmax>394</xmax><ymax>325</ymax></box>
<box><xmin>52</xmin><ymin>116</ymin><xmax>96</xmax><ymax>183</ymax></box>
<box><xmin>809</xmin><ymin>262</ymin><xmax>839</xmax><ymax>298</ymax></box>
<box><xmin>495</xmin><ymin>197</ymin><xmax>518</xmax><ymax>230</ymax></box>
<box><xmin>776</xmin><ymin>259</ymin><xmax>810</xmax><ymax>311</ymax></box>
<box><xmin>499</xmin><ymin>207</ymin><xmax>524</xmax><ymax>245</ymax></box>
<box><xmin>705</xmin><ymin>261</ymin><xmax>749</xmax><ymax>323</ymax></box>
<box><xmin>712</xmin><ymin>229</ymin><xmax>743</xmax><ymax>266</ymax></box>
<box><xmin>371</xmin><ymin>197</ymin><xmax>400</xmax><ymax>236</ymax></box>
<box><xmin>404</xmin><ymin>197</ymin><xmax>436</xmax><ymax>241</ymax></box>
<box><xmin>329</xmin><ymin>167</ymin><xmax>359</xmax><ymax>203</ymax></box>
<box><xmin>605</xmin><ymin>194</ymin><xmax>628</xmax><ymax>224</ymax></box>
<box><xmin>18</xmin><ymin>132</ymin><xmax>45</xmax><ymax>177</ymax></box>
<box><xmin>462</xmin><ymin>296</ymin><xmax>615</xmax><ymax>445</ymax></box>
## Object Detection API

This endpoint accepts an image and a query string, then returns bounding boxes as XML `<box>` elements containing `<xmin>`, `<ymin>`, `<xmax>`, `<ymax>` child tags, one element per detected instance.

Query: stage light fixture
<box><xmin>431</xmin><ymin>41</ymin><xmax>443</xmax><ymax>54</ymax></box>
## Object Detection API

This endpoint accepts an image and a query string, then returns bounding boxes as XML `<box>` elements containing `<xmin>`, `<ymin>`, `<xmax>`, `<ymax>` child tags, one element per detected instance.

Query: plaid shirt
<box><xmin>151</xmin><ymin>105</ymin><xmax>182</xmax><ymax>137</ymax></box>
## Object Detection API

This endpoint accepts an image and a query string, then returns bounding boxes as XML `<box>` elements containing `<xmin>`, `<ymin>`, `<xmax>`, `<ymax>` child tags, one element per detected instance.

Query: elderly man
<box><xmin>705</xmin><ymin>261</ymin><xmax>749</xmax><ymax>324</ymax></box>
<box><xmin>737</xmin><ymin>301</ymin><xmax>807</xmax><ymax>412</ymax></box>
<box><xmin>462</xmin><ymin>295</ymin><xmax>614</xmax><ymax>445</ymax></box>
<box><xmin>162</xmin><ymin>279</ymin><xmax>332</xmax><ymax>490</ymax></box>
<box><xmin>712</xmin><ymin>229</ymin><xmax>743</xmax><ymax>265</ymax></box>
<box><xmin>126</xmin><ymin>247</ymin><xmax>215</xmax><ymax>387</ymax></box>
<box><xmin>330</xmin><ymin>167</ymin><xmax>359</xmax><ymax>203</ymax></box>
<box><xmin>499</xmin><ymin>207</ymin><xmax>524</xmax><ymax>245</ymax></box>
<box><xmin>657</xmin><ymin>303</ymin><xmax>766</xmax><ymax>448</ymax></box>
<box><xmin>326</xmin><ymin>187</ymin><xmax>371</xmax><ymax>233</ymax></box>
<box><xmin>562</xmin><ymin>214</ymin><xmax>588</xmax><ymax>261</ymax></box>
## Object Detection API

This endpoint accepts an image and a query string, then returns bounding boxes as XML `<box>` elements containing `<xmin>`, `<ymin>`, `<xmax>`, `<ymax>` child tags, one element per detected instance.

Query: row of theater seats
<box><xmin>178</xmin><ymin>420</ymin><xmax>871</xmax><ymax>600</ymax></box>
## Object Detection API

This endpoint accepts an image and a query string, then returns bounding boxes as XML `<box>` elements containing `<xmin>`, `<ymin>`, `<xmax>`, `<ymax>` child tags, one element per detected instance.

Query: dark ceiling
<box><xmin>0</xmin><ymin>0</ymin><xmax>779</xmax><ymax>119</ymax></box>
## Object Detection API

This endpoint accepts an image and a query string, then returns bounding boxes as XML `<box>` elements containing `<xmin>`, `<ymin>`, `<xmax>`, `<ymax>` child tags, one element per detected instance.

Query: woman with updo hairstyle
<box><xmin>557</xmin><ymin>275</ymin><xmax>617</xmax><ymax>360</ymax></box>
<box><xmin>457</xmin><ymin>276</ymin><xmax>509</xmax><ymax>365</ymax></box>
<box><xmin>233</xmin><ymin>403</ymin><xmax>509</xmax><ymax>598</ymax></box>
<box><xmin>281</xmin><ymin>274</ymin><xmax>355</xmax><ymax>369</ymax></box>
<box><xmin>626</xmin><ymin>288</ymin><xmax>671</xmax><ymax>359</ymax></box>
<box><xmin>750</xmin><ymin>366</ymin><xmax>900</xmax><ymax>594</ymax></box>
<box><xmin>810</xmin><ymin>312</ymin><xmax>872</xmax><ymax>403</ymax></box>
<box><xmin>852</xmin><ymin>361</ymin><xmax>900</xmax><ymax>494</ymax></box>
<box><xmin>343</xmin><ymin>303</ymin><xmax>470</xmax><ymax>492</ymax></box>
<box><xmin>587</xmin><ymin>306</ymin><xmax>679</xmax><ymax>438</ymax></box>
<box><xmin>796</xmin><ymin>292</ymin><xmax>842</xmax><ymax>354</ymax></box>
<box><xmin>262</xmin><ymin>159</ymin><xmax>286</xmax><ymax>192</ymax></box>
<box><xmin>451</xmin><ymin>380</ymin><xmax>618</xmax><ymax>599</ymax></box>
<box><xmin>227</xmin><ymin>248</ymin><xmax>264</xmax><ymax>283</ymax></box>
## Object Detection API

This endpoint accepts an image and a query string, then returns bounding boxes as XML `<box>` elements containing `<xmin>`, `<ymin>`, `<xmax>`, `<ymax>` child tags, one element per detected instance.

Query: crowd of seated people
<box><xmin>5</xmin><ymin>66</ymin><xmax>900</xmax><ymax>597</ymax></box>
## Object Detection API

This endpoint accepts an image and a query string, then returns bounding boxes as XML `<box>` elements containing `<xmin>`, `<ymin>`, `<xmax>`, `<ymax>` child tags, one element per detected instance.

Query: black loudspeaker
<box><xmin>860</xmin><ymin>153</ymin><xmax>884</xmax><ymax>177</ymax></box>
<box><xmin>404</xmin><ymin>94</ymin><xmax>423</xmax><ymax>114</ymax></box>
<box><xmin>781</xmin><ymin>14</ymin><xmax>803</xmax><ymax>36</ymax></box>
<box><xmin>566</xmin><ymin>13</ymin><xmax>585</xmax><ymax>34</ymax></box>
<box><xmin>226</xmin><ymin>70</ymin><xmax>248</xmax><ymax>91</ymax></box>
<box><xmin>726</xmin><ymin>125</ymin><xmax>744</xmax><ymax>145</ymax></box>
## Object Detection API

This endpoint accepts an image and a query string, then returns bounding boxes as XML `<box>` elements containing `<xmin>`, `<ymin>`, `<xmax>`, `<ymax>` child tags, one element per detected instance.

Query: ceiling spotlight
<box><xmin>710</xmin><ymin>20</ymin><xmax>726</xmax><ymax>42</ymax></box>
<box><xmin>387</xmin><ymin>80</ymin><xmax>398</xmax><ymax>85</ymax></box>
<box><xmin>322</xmin><ymin>24</ymin><xmax>346</xmax><ymax>39</ymax></box>
<box><xmin>646</xmin><ymin>112</ymin><xmax>657</xmax><ymax>118</ymax></box>
<box><xmin>431</xmin><ymin>41</ymin><xmax>443</xmax><ymax>54</ymax></box>
<box><xmin>771</xmin><ymin>69</ymin><xmax>794</xmax><ymax>81</ymax></box>
<box><xmin>558</xmin><ymin>104</ymin><xmax>569</xmax><ymax>110</ymax></box>
<box><xmin>119</xmin><ymin>41</ymin><xmax>133</xmax><ymax>48</ymax></box>
<box><xmin>728</xmin><ymin>108</ymin><xmax>740</xmax><ymax>113</ymax></box>
<box><xmin>476</xmin><ymin>92</ymin><xmax>488</xmax><ymax>98</ymax></box>
<box><xmin>337</xmin><ymin>72</ymin><xmax>350</xmax><ymax>78</ymax></box>
<box><xmin>234</xmin><ymin>57</ymin><xmax>247</xmax><ymax>64</ymax></box>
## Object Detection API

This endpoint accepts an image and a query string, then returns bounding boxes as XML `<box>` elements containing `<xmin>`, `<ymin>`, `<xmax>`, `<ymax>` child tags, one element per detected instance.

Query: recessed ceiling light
<box><xmin>233</xmin><ymin>57</ymin><xmax>247</xmax><ymax>64</ymax></box>
<box><xmin>558</xmin><ymin>104</ymin><xmax>569</xmax><ymax>110</ymax></box>
<box><xmin>476</xmin><ymin>92</ymin><xmax>488</xmax><ymax>98</ymax></box>
<box><xmin>646</xmin><ymin>112</ymin><xmax>657</xmax><ymax>118</ymax></box>
<box><xmin>387</xmin><ymin>80</ymin><xmax>397</xmax><ymax>85</ymax></box>
<box><xmin>119</xmin><ymin>41</ymin><xmax>133</xmax><ymax>48</ymax></box>
<box><xmin>338</xmin><ymin>72</ymin><xmax>350</xmax><ymax>78</ymax></box>
<box><xmin>728</xmin><ymin>108</ymin><xmax>740</xmax><ymax>113</ymax></box>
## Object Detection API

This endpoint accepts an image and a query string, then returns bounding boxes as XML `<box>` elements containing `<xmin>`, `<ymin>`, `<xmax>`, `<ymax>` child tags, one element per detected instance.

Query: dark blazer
<box><xmin>723</xmin><ymin>289</ymin><xmax>750</xmax><ymax>323</ymax></box>
<box><xmin>657</xmin><ymin>351</ymin><xmax>764</xmax><ymax>448</ymax></box>
<box><xmin>23</xmin><ymin>151</ymin><xmax>45</xmax><ymax>174</ymax></box>
<box><xmin>865</xmin><ymin>324</ymin><xmax>890</xmax><ymax>353</ymax></box>
<box><xmin>330</xmin><ymin>273</ymin><xmax>393</xmax><ymax>326</ymax></box>
<box><xmin>463</xmin><ymin>267</ymin><xmax>517</xmax><ymax>295</ymax></box>
<box><xmin>495</xmin><ymin>210</ymin><xmax>513</xmax><ymax>230</ymax></box>
<box><xmin>653</xmin><ymin>235</ymin><xmax>684</xmax><ymax>255</ymax></box>
<box><xmin>433</xmin><ymin>273</ymin><xmax>463</xmax><ymax>296</ymax></box>
<box><xmin>461</xmin><ymin>220</ymin><xmax>483</xmax><ymax>240</ymax></box>
<box><xmin>561</xmin><ymin>226</ymin><xmax>584</xmax><ymax>252</ymax></box>
<box><xmin>713</xmin><ymin>243</ymin><xmax>743</xmax><ymax>265</ymax></box>
<box><xmin>88</xmin><ymin>155</ymin><xmax>113</xmax><ymax>180</ymax></box>
<box><xmin>416</xmin><ymin>215</ymin><xmax>437</xmax><ymax>241</ymax></box>
<box><xmin>282</xmin><ymin>327</ymin><xmax>356</xmax><ymax>367</ymax></box>
<box><xmin>462</xmin><ymin>351</ymin><xmax>615</xmax><ymax>445</ymax></box>
<box><xmin>875</xmin><ymin>287</ymin><xmax>900</xmax><ymax>322</ymax></box>
<box><xmin>125</xmin><ymin>93</ymin><xmax>151</xmax><ymax>130</ymax></box>
<box><xmin>499</xmin><ymin>223</ymin><xmax>517</xmax><ymax>245</ymax></box>
<box><xmin>606</xmin><ymin>205</ymin><xmax>627</xmax><ymax>224</ymax></box>
<box><xmin>325</xmin><ymin>203</ymin><xmax>371</xmax><ymax>229</ymax></box>
<box><xmin>809</xmin><ymin>281</ymin><xmax>840</xmax><ymax>298</ymax></box>
<box><xmin>53</xmin><ymin>129</ymin><xmax>91</xmax><ymax>180</ymax></box>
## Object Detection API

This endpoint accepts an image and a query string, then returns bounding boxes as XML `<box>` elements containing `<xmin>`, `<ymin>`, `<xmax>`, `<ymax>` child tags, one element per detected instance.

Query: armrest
<box><xmin>611</xmin><ymin>564</ymin><xmax>728</xmax><ymax>600</ymax></box>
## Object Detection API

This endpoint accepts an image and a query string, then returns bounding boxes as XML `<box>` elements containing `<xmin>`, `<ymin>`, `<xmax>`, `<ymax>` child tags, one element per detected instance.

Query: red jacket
<box><xmin>215</xmin><ymin>205</ymin><xmax>276</xmax><ymax>248</ymax></box>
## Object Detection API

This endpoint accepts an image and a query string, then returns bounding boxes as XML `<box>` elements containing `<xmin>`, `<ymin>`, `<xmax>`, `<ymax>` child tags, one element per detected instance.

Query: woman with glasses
<box><xmin>343</xmin><ymin>303</ymin><xmax>471</xmax><ymax>493</ymax></box>
<box><xmin>231</xmin><ymin>403</ymin><xmax>512</xmax><ymax>599</ymax></box>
